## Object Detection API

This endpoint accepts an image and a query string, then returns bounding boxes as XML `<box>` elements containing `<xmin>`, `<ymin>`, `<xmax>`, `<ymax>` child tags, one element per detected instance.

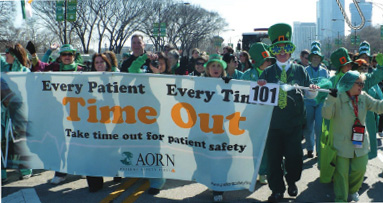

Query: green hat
<box><xmin>338</xmin><ymin>70</ymin><xmax>360</xmax><ymax>92</ymax></box>
<box><xmin>204</xmin><ymin>54</ymin><xmax>227</xmax><ymax>69</ymax></box>
<box><xmin>268</xmin><ymin>23</ymin><xmax>296</xmax><ymax>55</ymax></box>
<box><xmin>309</xmin><ymin>46</ymin><xmax>323</xmax><ymax>62</ymax></box>
<box><xmin>311</xmin><ymin>41</ymin><xmax>321</xmax><ymax>49</ymax></box>
<box><xmin>249</xmin><ymin>42</ymin><xmax>275</xmax><ymax>68</ymax></box>
<box><xmin>330</xmin><ymin>47</ymin><xmax>353</xmax><ymax>70</ymax></box>
<box><xmin>59</xmin><ymin>44</ymin><xmax>76</xmax><ymax>53</ymax></box>
<box><xmin>357</xmin><ymin>41</ymin><xmax>371</xmax><ymax>58</ymax></box>
<box><xmin>268</xmin><ymin>23</ymin><xmax>294</xmax><ymax>46</ymax></box>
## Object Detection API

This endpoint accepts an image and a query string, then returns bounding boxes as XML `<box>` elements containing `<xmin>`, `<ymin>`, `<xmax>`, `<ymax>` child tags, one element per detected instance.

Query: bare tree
<box><xmin>103</xmin><ymin>0</ymin><xmax>147</xmax><ymax>53</ymax></box>
<box><xmin>0</xmin><ymin>1</ymin><xmax>17</xmax><ymax>49</ymax></box>
<box><xmin>32</xmin><ymin>1</ymin><xmax>77</xmax><ymax>45</ymax></box>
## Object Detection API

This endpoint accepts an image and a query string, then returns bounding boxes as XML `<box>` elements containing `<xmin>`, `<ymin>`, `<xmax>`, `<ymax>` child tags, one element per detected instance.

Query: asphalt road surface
<box><xmin>2</xmin><ymin>139</ymin><xmax>383</xmax><ymax>203</ymax></box>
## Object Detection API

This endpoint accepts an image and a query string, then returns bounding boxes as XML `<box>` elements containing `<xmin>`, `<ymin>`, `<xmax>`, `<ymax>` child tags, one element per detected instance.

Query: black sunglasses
<box><xmin>196</xmin><ymin>62</ymin><xmax>205</xmax><ymax>66</ymax></box>
<box><xmin>61</xmin><ymin>52</ymin><xmax>74</xmax><ymax>56</ymax></box>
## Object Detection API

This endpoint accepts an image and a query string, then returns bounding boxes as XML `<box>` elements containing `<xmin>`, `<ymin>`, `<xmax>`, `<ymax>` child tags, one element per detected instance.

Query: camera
<box><xmin>151</xmin><ymin>60</ymin><xmax>159</xmax><ymax>68</ymax></box>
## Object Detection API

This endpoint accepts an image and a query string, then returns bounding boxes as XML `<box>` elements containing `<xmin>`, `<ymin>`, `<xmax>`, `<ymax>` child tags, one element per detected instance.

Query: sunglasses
<box><xmin>196</xmin><ymin>62</ymin><xmax>205</xmax><ymax>66</ymax></box>
<box><xmin>61</xmin><ymin>52</ymin><xmax>74</xmax><ymax>57</ymax></box>
<box><xmin>269</xmin><ymin>44</ymin><xmax>296</xmax><ymax>55</ymax></box>
<box><xmin>354</xmin><ymin>82</ymin><xmax>365</xmax><ymax>87</ymax></box>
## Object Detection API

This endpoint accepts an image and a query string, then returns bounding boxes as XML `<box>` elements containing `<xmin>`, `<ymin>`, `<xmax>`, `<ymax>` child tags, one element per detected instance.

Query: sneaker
<box><xmin>50</xmin><ymin>176</ymin><xmax>66</xmax><ymax>184</ymax></box>
<box><xmin>350</xmin><ymin>192</ymin><xmax>359</xmax><ymax>202</ymax></box>
<box><xmin>213</xmin><ymin>194</ymin><xmax>223</xmax><ymax>202</ymax></box>
<box><xmin>20</xmin><ymin>174</ymin><xmax>32</xmax><ymax>180</ymax></box>
<box><xmin>259</xmin><ymin>175</ymin><xmax>268</xmax><ymax>185</ymax></box>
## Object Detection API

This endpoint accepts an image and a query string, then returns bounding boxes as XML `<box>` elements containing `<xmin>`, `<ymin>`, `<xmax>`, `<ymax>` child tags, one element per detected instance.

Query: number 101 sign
<box><xmin>249</xmin><ymin>82</ymin><xmax>280</xmax><ymax>106</ymax></box>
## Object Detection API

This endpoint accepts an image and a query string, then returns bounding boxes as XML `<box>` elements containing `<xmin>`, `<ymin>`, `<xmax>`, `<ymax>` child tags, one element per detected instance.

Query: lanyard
<box><xmin>347</xmin><ymin>92</ymin><xmax>360</xmax><ymax>125</ymax></box>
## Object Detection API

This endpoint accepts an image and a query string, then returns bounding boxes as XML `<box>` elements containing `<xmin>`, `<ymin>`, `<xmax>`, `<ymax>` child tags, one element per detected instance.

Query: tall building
<box><xmin>317</xmin><ymin>0</ymin><xmax>345</xmax><ymax>42</ymax></box>
<box><xmin>292</xmin><ymin>22</ymin><xmax>316</xmax><ymax>59</ymax></box>
<box><xmin>350</xmin><ymin>0</ymin><xmax>372</xmax><ymax>31</ymax></box>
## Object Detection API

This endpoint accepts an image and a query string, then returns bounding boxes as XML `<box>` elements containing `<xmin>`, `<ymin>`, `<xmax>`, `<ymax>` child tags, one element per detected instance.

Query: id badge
<box><xmin>352</xmin><ymin>124</ymin><xmax>365</xmax><ymax>142</ymax></box>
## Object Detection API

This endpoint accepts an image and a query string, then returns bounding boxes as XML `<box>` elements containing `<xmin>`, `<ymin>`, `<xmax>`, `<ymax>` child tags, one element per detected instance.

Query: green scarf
<box><xmin>10</xmin><ymin>58</ymin><xmax>28</xmax><ymax>72</ymax></box>
<box><xmin>256</xmin><ymin>67</ymin><xmax>264</xmax><ymax>76</ymax></box>
<box><xmin>60</xmin><ymin>62</ymin><xmax>78</xmax><ymax>71</ymax></box>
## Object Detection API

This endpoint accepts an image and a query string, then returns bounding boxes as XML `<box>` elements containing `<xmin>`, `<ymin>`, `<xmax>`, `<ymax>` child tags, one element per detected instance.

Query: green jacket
<box><xmin>322</xmin><ymin>91</ymin><xmax>383</xmax><ymax>158</ymax></box>
<box><xmin>241</xmin><ymin>68</ymin><xmax>260</xmax><ymax>81</ymax></box>
<box><xmin>259</xmin><ymin>63</ymin><xmax>311</xmax><ymax>129</ymax></box>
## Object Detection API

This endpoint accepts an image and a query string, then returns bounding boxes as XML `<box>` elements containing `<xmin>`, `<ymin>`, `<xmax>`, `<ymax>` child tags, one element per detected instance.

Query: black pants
<box><xmin>266</xmin><ymin>126</ymin><xmax>303</xmax><ymax>193</ymax></box>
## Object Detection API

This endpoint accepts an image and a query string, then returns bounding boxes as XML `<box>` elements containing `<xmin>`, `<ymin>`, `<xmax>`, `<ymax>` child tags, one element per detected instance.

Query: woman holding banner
<box><xmin>1</xmin><ymin>43</ymin><xmax>32</xmax><ymax>182</ymax></box>
<box><xmin>26</xmin><ymin>42</ymin><xmax>84</xmax><ymax>184</ymax></box>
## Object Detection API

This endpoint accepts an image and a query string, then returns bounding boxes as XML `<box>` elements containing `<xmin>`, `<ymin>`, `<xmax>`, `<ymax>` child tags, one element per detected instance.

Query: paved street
<box><xmin>2</xmin><ymin>139</ymin><xmax>383</xmax><ymax>203</ymax></box>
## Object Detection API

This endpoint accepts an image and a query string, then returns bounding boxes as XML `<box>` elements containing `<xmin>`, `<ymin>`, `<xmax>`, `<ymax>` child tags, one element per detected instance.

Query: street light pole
<box><xmin>64</xmin><ymin>0</ymin><xmax>67</xmax><ymax>44</ymax></box>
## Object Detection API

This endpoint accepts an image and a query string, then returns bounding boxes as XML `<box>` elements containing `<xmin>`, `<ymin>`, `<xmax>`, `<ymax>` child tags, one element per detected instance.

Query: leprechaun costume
<box><xmin>302</xmin><ymin>42</ymin><xmax>329</xmax><ymax>159</ymax></box>
<box><xmin>259</xmin><ymin>23</ymin><xmax>317</xmax><ymax>202</ymax></box>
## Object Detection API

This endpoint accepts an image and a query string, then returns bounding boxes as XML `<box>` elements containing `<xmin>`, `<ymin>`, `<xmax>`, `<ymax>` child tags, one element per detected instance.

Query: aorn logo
<box><xmin>136</xmin><ymin>153</ymin><xmax>175</xmax><ymax>167</ymax></box>
<box><xmin>120</xmin><ymin>152</ymin><xmax>133</xmax><ymax>166</ymax></box>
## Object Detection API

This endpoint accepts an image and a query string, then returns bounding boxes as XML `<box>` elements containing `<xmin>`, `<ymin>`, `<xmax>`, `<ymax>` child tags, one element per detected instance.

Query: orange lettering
<box><xmin>171</xmin><ymin>102</ymin><xmax>196</xmax><ymax>128</ymax></box>
<box><xmin>226</xmin><ymin>112</ymin><xmax>246</xmax><ymax>135</ymax></box>
<box><xmin>62</xmin><ymin>97</ymin><xmax>86</xmax><ymax>121</ymax></box>
<box><xmin>138</xmin><ymin>106</ymin><xmax>157</xmax><ymax>124</ymax></box>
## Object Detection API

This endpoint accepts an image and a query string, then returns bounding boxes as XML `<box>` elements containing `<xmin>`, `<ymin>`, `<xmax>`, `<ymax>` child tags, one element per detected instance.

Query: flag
<box><xmin>21</xmin><ymin>0</ymin><xmax>33</xmax><ymax>19</ymax></box>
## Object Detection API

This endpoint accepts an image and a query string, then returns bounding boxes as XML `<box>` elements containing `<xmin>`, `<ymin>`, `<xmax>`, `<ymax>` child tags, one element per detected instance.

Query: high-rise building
<box><xmin>350</xmin><ymin>0</ymin><xmax>372</xmax><ymax>30</ymax></box>
<box><xmin>317</xmin><ymin>0</ymin><xmax>345</xmax><ymax>42</ymax></box>
<box><xmin>292</xmin><ymin>22</ymin><xmax>316</xmax><ymax>59</ymax></box>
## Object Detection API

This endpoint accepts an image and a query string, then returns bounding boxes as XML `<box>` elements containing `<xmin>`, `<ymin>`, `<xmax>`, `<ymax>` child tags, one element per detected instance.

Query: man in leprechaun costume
<box><xmin>258</xmin><ymin>23</ymin><xmax>319</xmax><ymax>202</ymax></box>
<box><xmin>303</xmin><ymin>42</ymin><xmax>330</xmax><ymax>159</ymax></box>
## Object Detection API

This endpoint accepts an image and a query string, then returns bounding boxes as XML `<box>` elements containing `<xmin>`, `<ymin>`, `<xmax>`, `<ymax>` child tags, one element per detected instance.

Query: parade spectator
<box><xmin>103</xmin><ymin>51</ymin><xmax>120</xmax><ymax>72</ymax></box>
<box><xmin>354</xmin><ymin>58</ymin><xmax>383</xmax><ymax>160</ymax></box>
<box><xmin>356</xmin><ymin>41</ymin><xmax>372</xmax><ymax>64</ymax></box>
<box><xmin>322</xmin><ymin>67</ymin><xmax>383</xmax><ymax>202</ymax></box>
<box><xmin>242</xmin><ymin>42</ymin><xmax>276</xmax><ymax>185</ymax></box>
<box><xmin>186</xmin><ymin>48</ymin><xmax>201</xmax><ymax>74</ymax></box>
<box><xmin>120</xmin><ymin>34</ymin><xmax>150</xmax><ymax>73</ymax></box>
<box><xmin>259</xmin><ymin>23</ymin><xmax>318</xmax><ymax>202</ymax></box>
<box><xmin>189</xmin><ymin>55</ymin><xmax>207</xmax><ymax>76</ymax></box>
<box><xmin>147</xmin><ymin>52</ymin><xmax>169</xmax><ymax>74</ymax></box>
<box><xmin>303</xmin><ymin>43</ymin><xmax>329</xmax><ymax>159</ymax></box>
<box><xmin>238</xmin><ymin>51</ymin><xmax>252</xmax><ymax>72</ymax></box>
<box><xmin>1</xmin><ymin>43</ymin><xmax>31</xmax><ymax>182</ymax></box>
<box><xmin>167</xmin><ymin>49</ymin><xmax>187</xmax><ymax>75</ymax></box>
<box><xmin>222</xmin><ymin>46</ymin><xmax>234</xmax><ymax>55</ymax></box>
<box><xmin>222</xmin><ymin>53</ymin><xmax>243</xmax><ymax>79</ymax></box>
<box><xmin>298</xmin><ymin>49</ymin><xmax>310</xmax><ymax>67</ymax></box>
<box><xmin>26</xmin><ymin>42</ymin><xmax>83</xmax><ymax>184</ymax></box>
<box><xmin>91</xmin><ymin>53</ymin><xmax>112</xmax><ymax>72</ymax></box>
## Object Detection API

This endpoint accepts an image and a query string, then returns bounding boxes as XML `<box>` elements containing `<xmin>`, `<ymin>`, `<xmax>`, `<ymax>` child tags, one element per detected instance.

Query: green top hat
<box><xmin>330</xmin><ymin>47</ymin><xmax>353</xmax><ymax>70</ymax></box>
<box><xmin>249</xmin><ymin>42</ymin><xmax>276</xmax><ymax>68</ymax></box>
<box><xmin>308</xmin><ymin>45</ymin><xmax>323</xmax><ymax>62</ymax></box>
<box><xmin>59</xmin><ymin>44</ymin><xmax>76</xmax><ymax>53</ymax></box>
<box><xmin>357</xmin><ymin>41</ymin><xmax>371</xmax><ymax>58</ymax></box>
<box><xmin>204</xmin><ymin>54</ymin><xmax>227</xmax><ymax>69</ymax></box>
<box><xmin>268</xmin><ymin>23</ymin><xmax>294</xmax><ymax>46</ymax></box>
<box><xmin>311</xmin><ymin>41</ymin><xmax>321</xmax><ymax>49</ymax></box>
<box><xmin>338</xmin><ymin>70</ymin><xmax>361</xmax><ymax>92</ymax></box>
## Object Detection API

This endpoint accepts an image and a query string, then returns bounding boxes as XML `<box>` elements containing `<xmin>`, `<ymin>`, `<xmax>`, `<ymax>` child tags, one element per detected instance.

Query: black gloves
<box><xmin>222</xmin><ymin>76</ymin><xmax>232</xmax><ymax>84</ymax></box>
<box><xmin>26</xmin><ymin>41</ymin><xmax>36</xmax><ymax>55</ymax></box>
<box><xmin>329</xmin><ymin>88</ymin><xmax>338</xmax><ymax>98</ymax></box>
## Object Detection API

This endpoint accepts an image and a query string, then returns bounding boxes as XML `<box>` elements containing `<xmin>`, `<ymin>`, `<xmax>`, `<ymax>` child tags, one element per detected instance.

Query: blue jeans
<box><xmin>303</xmin><ymin>102</ymin><xmax>323</xmax><ymax>154</ymax></box>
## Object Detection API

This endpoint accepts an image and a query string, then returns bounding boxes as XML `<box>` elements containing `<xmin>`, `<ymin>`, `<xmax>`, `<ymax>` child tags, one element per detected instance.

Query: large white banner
<box><xmin>1</xmin><ymin>72</ymin><xmax>273</xmax><ymax>191</ymax></box>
